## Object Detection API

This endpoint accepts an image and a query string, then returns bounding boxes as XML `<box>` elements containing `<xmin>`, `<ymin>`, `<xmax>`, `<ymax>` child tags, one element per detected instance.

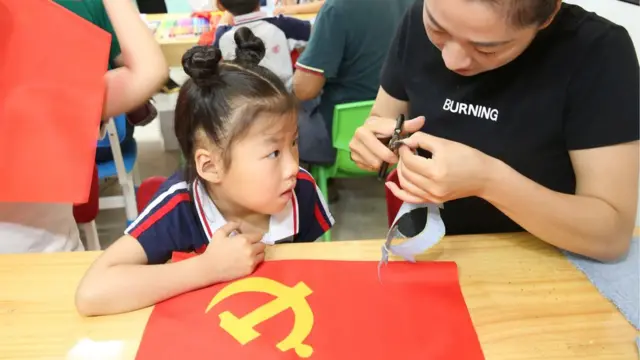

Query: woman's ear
<box><xmin>538</xmin><ymin>0</ymin><xmax>562</xmax><ymax>30</ymax></box>
<box><xmin>194</xmin><ymin>148</ymin><xmax>224</xmax><ymax>184</ymax></box>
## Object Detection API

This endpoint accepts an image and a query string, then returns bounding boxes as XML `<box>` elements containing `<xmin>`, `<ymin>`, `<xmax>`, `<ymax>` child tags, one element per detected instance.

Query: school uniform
<box><xmin>125</xmin><ymin>168</ymin><xmax>334</xmax><ymax>264</ymax></box>
<box><xmin>213</xmin><ymin>11</ymin><xmax>311</xmax><ymax>86</ymax></box>
<box><xmin>382</xmin><ymin>1</ymin><xmax>639</xmax><ymax>235</ymax></box>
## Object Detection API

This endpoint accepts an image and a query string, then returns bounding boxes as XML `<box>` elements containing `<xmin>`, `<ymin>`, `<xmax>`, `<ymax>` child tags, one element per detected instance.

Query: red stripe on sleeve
<box><xmin>298</xmin><ymin>171</ymin><xmax>330</xmax><ymax>232</ymax></box>
<box><xmin>195</xmin><ymin>245</ymin><xmax>208</xmax><ymax>254</ymax></box>
<box><xmin>129</xmin><ymin>193</ymin><xmax>190</xmax><ymax>238</ymax></box>
<box><xmin>296</xmin><ymin>170</ymin><xmax>316</xmax><ymax>185</ymax></box>
<box><xmin>314</xmin><ymin>204</ymin><xmax>330</xmax><ymax>232</ymax></box>
<box><xmin>292</xmin><ymin>192</ymin><xmax>298</xmax><ymax>234</ymax></box>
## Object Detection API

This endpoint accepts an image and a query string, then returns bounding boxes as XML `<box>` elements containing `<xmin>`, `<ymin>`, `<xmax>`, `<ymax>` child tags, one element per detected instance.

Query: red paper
<box><xmin>0</xmin><ymin>0</ymin><xmax>111</xmax><ymax>203</ymax></box>
<box><xmin>136</xmin><ymin>256</ymin><xmax>485</xmax><ymax>360</ymax></box>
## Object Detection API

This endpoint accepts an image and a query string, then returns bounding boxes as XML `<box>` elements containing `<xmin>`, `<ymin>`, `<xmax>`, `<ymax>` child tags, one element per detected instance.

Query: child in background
<box><xmin>213</xmin><ymin>0</ymin><xmax>311</xmax><ymax>87</ymax></box>
<box><xmin>274</xmin><ymin>0</ymin><xmax>323</xmax><ymax>16</ymax></box>
<box><xmin>75</xmin><ymin>28</ymin><xmax>334</xmax><ymax>317</ymax></box>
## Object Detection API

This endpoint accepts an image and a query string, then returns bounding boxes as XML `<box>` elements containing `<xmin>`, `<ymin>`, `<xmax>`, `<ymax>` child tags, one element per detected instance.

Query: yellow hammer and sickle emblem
<box><xmin>205</xmin><ymin>277</ymin><xmax>314</xmax><ymax>358</ymax></box>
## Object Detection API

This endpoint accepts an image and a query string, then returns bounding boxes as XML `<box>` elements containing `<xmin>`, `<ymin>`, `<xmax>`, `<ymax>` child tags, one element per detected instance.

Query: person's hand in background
<box><xmin>274</xmin><ymin>5</ymin><xmax>295</xmax><ymax>15</ymax></box>
<box><xmin>219</xmin><ymin>10</ymin><xmax>234</xmax><ymax>25</ymax></box>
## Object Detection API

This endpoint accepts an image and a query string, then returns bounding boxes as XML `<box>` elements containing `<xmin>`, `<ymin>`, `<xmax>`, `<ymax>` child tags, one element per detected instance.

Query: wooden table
<box><xmin>148</xmin><ymin>12</ymin><xmax>317</xmax><ymax>67</ymax></box>
<box><xmin>0</xmin><ymin>233</ymin><xmax>637</xmax><ymax>359</ymax></box>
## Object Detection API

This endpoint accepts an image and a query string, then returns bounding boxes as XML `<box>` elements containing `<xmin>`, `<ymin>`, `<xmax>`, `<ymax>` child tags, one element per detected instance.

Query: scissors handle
<box><xmin>377</xmin><ymin>114</ymin><xmax>406</xmax><ymax>181</ymax></box>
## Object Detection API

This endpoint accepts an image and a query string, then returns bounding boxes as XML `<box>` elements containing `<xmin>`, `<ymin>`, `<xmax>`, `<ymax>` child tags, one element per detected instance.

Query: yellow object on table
<box><xmin>0</xmin><ymin>233</ymin><xmax>636</xmax><ymax>359</ymax></box>
<box><xmin>146</xmin><ymin>12</ymin><xmax>317</xmax><ymax>67</ymax></box>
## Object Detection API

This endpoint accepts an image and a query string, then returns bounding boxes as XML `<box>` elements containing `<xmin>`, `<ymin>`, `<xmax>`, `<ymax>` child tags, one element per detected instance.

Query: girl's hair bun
<box><xmin>234</xmin><ymin>27</ymin><xmax>266</xmax><ymax>66</ymax></box>
<box><xmin>182</xmin><ymin>45</ymin><xmax>222</xmax><ymax>88</ymax></box>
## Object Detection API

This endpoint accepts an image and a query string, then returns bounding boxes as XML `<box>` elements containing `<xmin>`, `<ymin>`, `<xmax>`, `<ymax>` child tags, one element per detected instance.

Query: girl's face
<box><xmin>217</xmin><ymin>112</ymin><xmax>300</xmax><ymax>215</ymax></box>
<box><xmin>423</xmin><ymin>0</ymin><xmax>554</xmax><ymax>76</ymax></box>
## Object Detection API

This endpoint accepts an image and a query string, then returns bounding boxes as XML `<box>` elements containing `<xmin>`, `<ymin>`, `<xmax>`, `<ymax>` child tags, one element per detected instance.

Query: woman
<box><xmin>349</xmin><ymin>0</ymin><xmax>639</xmax><ymax>261</ymax></box>
<box><xmin>0</xmin><ymin>0</ymin><xmax>167</xmax><ymax>253</ymax></box>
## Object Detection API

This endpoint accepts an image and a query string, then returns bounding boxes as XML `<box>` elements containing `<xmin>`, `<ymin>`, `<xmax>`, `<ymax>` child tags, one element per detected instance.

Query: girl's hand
<box><xmin>386</xmin><ymin>132</ymin><xmax>498</xmax><ymax>204</ymax></box>
<box><xmin>198</xmin><ymin>222</ymin><xmax>266</xmax><ymax>283</ymax></box>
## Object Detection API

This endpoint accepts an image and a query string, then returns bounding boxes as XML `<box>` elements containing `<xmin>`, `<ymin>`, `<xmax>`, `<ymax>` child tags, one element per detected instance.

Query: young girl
<box><xmin>75</xmin><ymin>27</ymin><xmax>334</xmax><ymax>317</ymax></box>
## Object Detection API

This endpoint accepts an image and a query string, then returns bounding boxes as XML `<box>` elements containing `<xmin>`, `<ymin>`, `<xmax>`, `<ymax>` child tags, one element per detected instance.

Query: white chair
<box><xmin>80</xmin><ymin>222</ymin><xmax>101</xmax><ymax>251</ymax></box>
<box><xmin>75</xmin><ymin>115</ymin><xmax>141</xmax><ymax>250</ymax></box>
<box><xmin>97</xmin><ymin>115</ymin><xmax>140</xmax><ymax>225</ymax></box>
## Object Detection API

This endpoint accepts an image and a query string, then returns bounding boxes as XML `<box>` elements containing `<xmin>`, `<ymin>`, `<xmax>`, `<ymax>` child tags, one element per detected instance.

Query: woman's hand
<box><xmin>349</xmin><ymin>116</ymin><xmax>425</xmax><ymax>171</ymax></box>
<box><xmin>386</xmin><ymin>132</ymin><xmax>498</xmax><ymax>204</ymax></box>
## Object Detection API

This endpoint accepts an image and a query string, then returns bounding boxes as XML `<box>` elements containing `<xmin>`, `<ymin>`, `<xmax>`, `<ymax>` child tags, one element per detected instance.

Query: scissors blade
<box><xmin>378</xmin><ymin>223</ymin><xmax>399</xmax><ymax>282</ymax></box>
<box><xmin>377</xmin><ymin>115</ymin><xmax>406</xmax><ymax>181</ymax></box>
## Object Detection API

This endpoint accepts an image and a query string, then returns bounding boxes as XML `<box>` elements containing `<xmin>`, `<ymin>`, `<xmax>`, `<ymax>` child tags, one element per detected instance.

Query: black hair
<box><xmin>474</xmin><ymin>0</ymin><xmax>559</xmax><ymax>28</ymax></box>
<box><xmin>175</xmin><ymin>27</ymin><xmax>297</xmax><ymax>182</ymax></box>
<box><xmin>219</xmin><ymin>0</ymin><xmax>260</xmax><ymax>16</ymax></box>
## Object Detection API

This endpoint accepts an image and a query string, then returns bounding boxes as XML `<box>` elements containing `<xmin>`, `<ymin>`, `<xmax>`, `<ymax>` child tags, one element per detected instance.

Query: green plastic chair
<box><xmin>310</xmin><ymin>100</ymin><xmax>378</xmax><ymax>242</ymax></box>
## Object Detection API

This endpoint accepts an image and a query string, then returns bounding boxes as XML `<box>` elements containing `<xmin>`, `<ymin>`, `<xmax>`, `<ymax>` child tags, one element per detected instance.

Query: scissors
<box><xmin>377</xmin><ymin>114</ymin><xmax>406</xmax><ymax>181</ymax></box>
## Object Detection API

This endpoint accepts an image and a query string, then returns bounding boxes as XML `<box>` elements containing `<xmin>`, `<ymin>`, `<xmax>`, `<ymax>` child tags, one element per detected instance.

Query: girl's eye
<box><xmin>267</xmin><ymin>150</ymin><xmax>280</xmax><ymax>159</ymax></box>
<box><xmin>292</xmin><ymin>137</ymin><xmax>299</xmax><ymax>147</ymax></box>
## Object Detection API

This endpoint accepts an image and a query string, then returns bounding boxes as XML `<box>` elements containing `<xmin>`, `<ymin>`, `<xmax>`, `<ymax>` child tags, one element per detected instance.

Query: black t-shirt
<box><xmin>381</xmin><ymin>1</ymin><xmax>640</xmax><ymax>235</ymax></box>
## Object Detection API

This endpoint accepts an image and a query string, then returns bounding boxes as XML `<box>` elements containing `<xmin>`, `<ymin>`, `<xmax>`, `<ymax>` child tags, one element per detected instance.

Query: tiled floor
<box><xmin>94</xmin><ymin>117</ymin><xmax>390</xmax><ymax>249</ymax></box>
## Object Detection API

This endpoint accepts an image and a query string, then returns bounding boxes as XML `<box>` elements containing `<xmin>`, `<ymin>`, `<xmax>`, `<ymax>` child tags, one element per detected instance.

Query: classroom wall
<box><xmin>564</xmin><ymin>0</ymin><xmax>640</xmax><ymax>226</ymax></box>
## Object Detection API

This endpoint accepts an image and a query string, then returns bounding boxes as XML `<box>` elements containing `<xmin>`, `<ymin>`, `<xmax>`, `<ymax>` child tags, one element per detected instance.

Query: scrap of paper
<box><xmin>379</xmin><ymin>202</ymin><xmax>446</xmax><ymax>279</ymax></box>
<box><xmin>66</xmin><ymin>338</ymin><xmax>124</xmax><ymax>360</ymax></box>
<box><xmin>0</xmin><ymin>0</ymin><xmax>111</xmax><ymax>203</ymax></box>
<box><xmin>135</xmin><ymin>257</ymin><xmax>484</xmax><ymax>360</ymax></box>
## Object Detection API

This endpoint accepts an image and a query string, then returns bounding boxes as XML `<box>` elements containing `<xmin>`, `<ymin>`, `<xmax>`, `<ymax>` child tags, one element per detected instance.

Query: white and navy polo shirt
<box><xmin>125</xmin><ymin>168</ymin><xmax>333</xmax><ymax>264</ymax></box>
<box><xmin>213</xmin><ymin>11</ymin><xmax>311</xmax><ymax>87</ymax></box>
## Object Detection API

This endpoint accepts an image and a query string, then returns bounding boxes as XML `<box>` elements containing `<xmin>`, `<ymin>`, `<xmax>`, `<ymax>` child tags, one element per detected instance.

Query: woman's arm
<box><xmin>101</xmin><ymin>0</ymin><xmax>168</xmax><ymax>119</ymax></box>
<box><xmin>483</xmin><ymin>141</ymin><xmax>639</xmax><ymax>261</ymax></box>
<box><xmin>75</xmin><ymin>236</ymin><xmax>218</xmax><ymax>316</ymax></box>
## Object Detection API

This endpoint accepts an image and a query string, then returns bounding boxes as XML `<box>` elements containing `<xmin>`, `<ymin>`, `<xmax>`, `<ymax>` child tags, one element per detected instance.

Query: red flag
<box><xmin>0</xmin><ymin>0</ymin><xmax>111</xmax><ymax>203</ymax></box>
<box><xmin>136</xmin><ymin>255</ymin><xmax>485</xmax><ymax>360</ymax></box>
